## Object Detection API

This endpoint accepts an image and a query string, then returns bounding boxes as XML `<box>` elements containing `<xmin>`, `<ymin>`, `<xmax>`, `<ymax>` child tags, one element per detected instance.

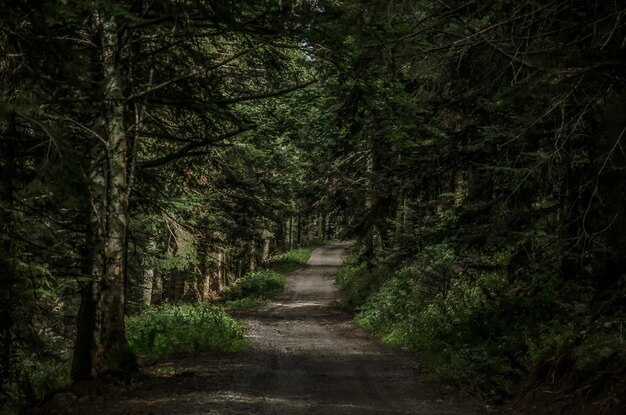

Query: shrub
<box><xmin>221</xmin><ymin>270</ymin><xmax>285</xmax><ymax>302</ymax></box>
<box><xmin>340</xmin><ymin>240</ymin><xmax>626</xmax><ymax>402</ymax></box>
<box><xmin>220</xmin><ymin>244</ymin><xmax>321</xmax><ymax>309</ymax></box>
<box><xmin>342</xmin><ymin>243</ymin><xmax>528</xmax><ymax>400</ymax></box>
<box><xmin>125</xmin><ymin>303</ymin><xmax>247</xmax><ymax>357</ymax></box>
<box><xmin>336</xmin><ymin>257</ymin><xmax>389</xmax><ymax>309</ymax></box>
<box><xmin>267</xmin><ymin>243</ymin><xmax>322</xmax><ymax>274</ymax></box>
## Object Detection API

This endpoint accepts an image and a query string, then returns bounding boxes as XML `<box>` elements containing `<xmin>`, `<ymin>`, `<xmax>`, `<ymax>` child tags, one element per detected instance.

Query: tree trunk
<box><xmin>210</xmin><ymin>251</ymin><xmax>223</xmax><ymax>293</ymax></box>
<box><xmin>219</xmin><ymin>251</ymin><xmax>227</xmax><ymax>291</ymax></box>
<box><xmin>275</xmin><ymin>219</ymin><xmax>286</xmax><ymax>251</ymax></box>
<box><xmin>393</xmin><ymin>192</ymin><xmax>405</xmax><ymax>244</ymax></box>
<box><xmin>143</xmin><ymin>269</ymin><xmax>154</xmax><ymax>306</ymax></box>
<box><xmin>296</xmin><ymin>215</ymin><xmax>302</xmax><ymax>246</ymax></box>
<box><xmin>198</xmin><ymin>241</ymin><xmax>212</xmax><ymax>300</ymax></box>
<box><xmin>71</xmin><ymin>217</ymin><xmax>99</xmax><ymax>381</ymax></box>
<box><xmin>142</xmin><ymin>232</ymin><xmax>155</xmax><ymax>307</ymax></box>
<box><xmin>152</xmin><ymin>272</ymin><xmax>163</xmax><ymax>305</ymax></box>
<box><xmin>263</xmin><ymin>238</ymin><xmax>271</xmax><ymax>263</ymax></box>
<box><xmin>72</xmin><ymin>11</ymin><xmax>135</xmax><ymax>380</ymax></box>
<box><xmin>287</xmin><ymin>217</ymin><xmax>293</xmax><ymax>250</ymax></box>
<box><xmin>0</xmin><ymin>113</ymin><xmax>16</xmax><ymax>387</ymax></box>
<box><xmin>248</xmin><ymin>240</ymin><xmax>257</xmax><ymax>272</ymax></box>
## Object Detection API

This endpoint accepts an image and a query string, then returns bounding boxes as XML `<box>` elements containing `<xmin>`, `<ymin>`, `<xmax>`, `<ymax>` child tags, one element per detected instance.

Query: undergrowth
<box><xmin>338</xmin><ymin>244</ymin><xmax>626</xmax><ymax>403</ymax></box>
<box><xmin>125</xmin><ymin>303</ymin><xmax>247</xmax><ymax>357</ymax></box>
<box><xmin>222</xmin><ymin>243</ymin><xmax>322</xmax><ymax>309</ymax></box>
<box><xmin>267</xmin><ymin>243</ymin><xmax>323</xmax><ymax>274</ymax></box>
<box><xmin>1</xmin><ymin>244</ymin><xmax>325</xmax><ymax>413</ymax></box>
<box><xmin>221</xmin><ymin>270</ymin><xmax>286</xmax><ymax>307</ymax></box>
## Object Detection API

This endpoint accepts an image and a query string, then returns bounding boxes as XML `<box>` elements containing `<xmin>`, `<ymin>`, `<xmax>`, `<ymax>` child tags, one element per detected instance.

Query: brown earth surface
<box><xmin>59</xmin><ymin>243</ymin><xmax>492</xmax><ymax>415</ymax></box>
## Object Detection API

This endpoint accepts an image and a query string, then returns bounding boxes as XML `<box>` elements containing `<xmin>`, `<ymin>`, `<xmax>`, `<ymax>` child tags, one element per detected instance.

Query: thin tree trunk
<box><xmin>296</xmin><ymin>215</ymin><xmax>302</xmax><ymax>246</ymax></box>
<box><xmin>276</xmin><ymin>220</ymin><xmax>285</xmax><ymax>250</ymax></box>
<box><xmin>219</xmin><ymin>251</ymin><xmax>227</xmax><ymax>291</ymax></box>
<box><xmin>142</xmin><ymin>231</ymin><xmax>156</xmax><ymax>307</ymax></box>
<box><xmin>71</xmin><ymin>216</ymin><xmax>99</xmax><ymax>381</ymax></box>
<box><xmin>198</xmin><ymin>241</ymin><xmax>211</xmax><ymax>300</ymax></box>
<box><xmin>211</xmin><ymin>251</ymin><xmax>222</xmax><ymax>293</ymax></box>
<box><xmin>248</xmin><ymin>240</ymin><xmax>256</xmax><ymax>272</ymax></box>
<box><xmin>152</xmin><ymin>272</ymin><xmax>163</xmax><ymax>305</ymax></box>
<box><xmin>263</xmin><ymin>238</ymin><xmax>271</xmax><ymax>263</ymax></box>
<box><xmin>143</xmin><ymin>269</ymin><xmax>154</xmax><ymax>307</ymax></box>
<box><xmin>394</xmin><ymin>193</ymin><xmax>403</xmax><ymax>243</ymax></box>
<box><xmin>0</xmin><ymin>113</ymin><xmax>16</xmax><ymax>386</ymax></box>
<box><xmin>288</xmin><ymin>217</ymin><xmax>293</xmax><ymax>250</ymax></box>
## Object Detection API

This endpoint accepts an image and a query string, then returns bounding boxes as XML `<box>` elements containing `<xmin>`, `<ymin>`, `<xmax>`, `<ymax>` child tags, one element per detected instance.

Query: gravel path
<box><xmin>73</xmin><ymin>243</ymin><xmax>488</xmax><ymax>415</ymax></box>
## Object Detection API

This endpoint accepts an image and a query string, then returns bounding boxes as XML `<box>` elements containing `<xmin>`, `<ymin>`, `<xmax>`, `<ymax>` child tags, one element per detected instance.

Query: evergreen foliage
<box><xmin>1</xmin><ymin>0</ymin><xmax>625</xmax><ymax>411</ymax></box>
<box><xmin>325</xmin><ymin>0</ymin><xmax>626</xmax><ymax>403</ymax></box>
<box><xmin>0</xmin><ymin>0</ymin><xmax>331</xmax><ymax>409</ymax></box>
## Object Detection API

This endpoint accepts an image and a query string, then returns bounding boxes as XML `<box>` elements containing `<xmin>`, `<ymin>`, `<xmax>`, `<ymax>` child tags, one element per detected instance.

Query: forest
<box><xmin>1</xmin><ymin>0</ymin><xmax>625</xmax><ymax>413</ymax></box>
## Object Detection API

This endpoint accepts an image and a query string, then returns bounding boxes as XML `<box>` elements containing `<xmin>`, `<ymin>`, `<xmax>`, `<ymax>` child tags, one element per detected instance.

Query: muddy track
<box><xmin>73</xmin><ymin>243</ymin><xmax>488</xmax><ymax>415</ymax></box>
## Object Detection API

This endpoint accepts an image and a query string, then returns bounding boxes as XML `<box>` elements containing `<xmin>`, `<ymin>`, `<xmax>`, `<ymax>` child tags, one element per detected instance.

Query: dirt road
<box><xmin>75</xmin><ymin>243</ymin><xmax>488</xmax><ymax>414</ymax></box>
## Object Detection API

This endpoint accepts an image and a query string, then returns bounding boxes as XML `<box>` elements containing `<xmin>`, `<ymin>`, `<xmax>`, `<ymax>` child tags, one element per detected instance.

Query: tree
<box><xmin>305</xmin><ymin>0</ymin><xmax>626</xmax><ymax>400</ymax></box>
<box><xmin>1</xmin><ymin>0</ymin><xmax>331</xmax><ymax>396</ymax></box>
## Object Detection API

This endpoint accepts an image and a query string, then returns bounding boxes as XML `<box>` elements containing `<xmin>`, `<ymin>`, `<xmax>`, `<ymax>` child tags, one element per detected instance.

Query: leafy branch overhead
<box><xmin>1</xmin><ymin>0</ymin><xmax>625</xmax><ymax>413</ymax></box>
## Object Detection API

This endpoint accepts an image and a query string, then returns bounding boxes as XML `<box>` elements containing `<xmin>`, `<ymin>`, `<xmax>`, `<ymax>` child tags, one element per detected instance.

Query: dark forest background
<box><xmin>1</xmin><ymin>0</ymin><xmax>625</xmax><ymax>413</ymax></box>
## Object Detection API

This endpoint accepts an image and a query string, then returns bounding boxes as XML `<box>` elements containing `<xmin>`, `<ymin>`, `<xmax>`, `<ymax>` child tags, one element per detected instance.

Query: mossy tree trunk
<box><xmin>72</xmin><ymin>10</ymin><xmax>134</xmax><ymax>381</ymax></box>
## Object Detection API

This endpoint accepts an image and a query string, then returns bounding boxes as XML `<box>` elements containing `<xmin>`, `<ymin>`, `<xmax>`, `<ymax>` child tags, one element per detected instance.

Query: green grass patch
<box><xmin>222</xmin><ymin>297</ymin><xmax>267</xmax><ymax>309</ymax></box>
<box><xmin>222</xmin><ymin>243</ymin><xmax>322</xmax><ymax>310</ymax></box>
<box><xmin>266</xmin><ymin>243</ymin><xmax>323</xmax><ymax>274</ymax></box>
<box><xmin>221</xmin><ymin>270</ymin><xmax>286</xmax><ymax>303</ymax></box>
<box><xmin>125</xmin><ymin>303</ymin><xmax>247</xmax><ymax>357</ymax></box>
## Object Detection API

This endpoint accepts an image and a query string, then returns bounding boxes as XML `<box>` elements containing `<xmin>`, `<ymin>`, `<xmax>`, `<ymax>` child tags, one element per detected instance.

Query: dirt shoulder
<box><xmin>62</xmin><ymin>243</ymin><xmax>489</xmax><ymax>415</ymax></box>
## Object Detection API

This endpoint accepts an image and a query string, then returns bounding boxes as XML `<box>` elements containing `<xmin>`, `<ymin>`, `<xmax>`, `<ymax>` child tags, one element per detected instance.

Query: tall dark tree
<box><xmin>1</xmin><ymin>0</ymin><xmax>329</xmax><ymax>403</ymax></box>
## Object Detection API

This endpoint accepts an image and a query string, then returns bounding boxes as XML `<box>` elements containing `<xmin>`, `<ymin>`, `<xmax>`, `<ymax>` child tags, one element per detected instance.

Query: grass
<box><xmin>125</xmin><ymin>303</ymin><xmax>247</xmax><ymax>358</ymax></box>
<box><xmin>222</xmin><ymin>297</ymin><xmax>267</xmax><ymax>309</ymax></box>
<box><xmin>266</xmin><ymin>242</ymin><xmax>323</xmax><ymax>274</ymax></box>
<box><xmin>221</xmin><ymin>270</ymin><xmax>286</xmax><ymax>308</ymax></box>
<box><xmin>222</xmin><ymin>242</ymin><xmax>323</xmax><ymax>309</ymax></box>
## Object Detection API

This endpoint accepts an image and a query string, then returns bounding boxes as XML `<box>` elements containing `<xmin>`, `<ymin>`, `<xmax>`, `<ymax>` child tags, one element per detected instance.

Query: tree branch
<box><xmin>139</xmin><ymin>126</ymin><xmax>253</xmax><ymax>169</ymax></box>
<box><xmin>212</xmin><ymin>78</ymin><xmax>318</xmax><ymax>105</ymax></box>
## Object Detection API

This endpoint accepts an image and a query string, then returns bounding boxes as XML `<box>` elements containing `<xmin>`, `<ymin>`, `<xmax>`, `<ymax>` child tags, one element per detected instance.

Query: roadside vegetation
<box><xmin>221</xmin><ymin>243</ymin><xmax>321</xmax><ymax>309</ymax></box>
<box><xmin>265</xmin><ymin>244</ymin><xmax>323</xmax><ymax>274</ymax></box>
<box><xmin>338</xmin><ymin>246</ymin><xmax>626</xmax><ymax>405</ymax></box>
<box><xmin>125</xmin><ymin>304</ymin><xmax>247</xmax><ymax>358</ymax></box>
<box><xmin>1</xmin><ymin>244</ymin><xmax>318</xmax><ymax>412</ymax></box>
<box><xmin>125</xmin><ymin>244</ymin><xmax>321</xmax><ymax>360</ymax></box>
<box><xmin>221</xmin><ymin>270</ymin><xmax>285</xmax><ymax>309</ymax></box>
<box><xmin>2</xmin><ymin>0</ymin><xmax>625</xmax><ymax>414</ymax></box>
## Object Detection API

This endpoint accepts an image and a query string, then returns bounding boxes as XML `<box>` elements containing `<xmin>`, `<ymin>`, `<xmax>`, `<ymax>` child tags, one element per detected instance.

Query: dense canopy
<box><xmin>1</xmin><ymin>0</ymin><xmax>625</xmax><ymax>412</ymax></box>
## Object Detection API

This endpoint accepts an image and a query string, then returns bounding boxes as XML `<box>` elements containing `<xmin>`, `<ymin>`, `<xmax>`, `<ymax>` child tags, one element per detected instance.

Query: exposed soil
<box><xmin>60</xmin><ymin>243</ymin><xmax>490</xmax><ymax>415</ymax></box>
